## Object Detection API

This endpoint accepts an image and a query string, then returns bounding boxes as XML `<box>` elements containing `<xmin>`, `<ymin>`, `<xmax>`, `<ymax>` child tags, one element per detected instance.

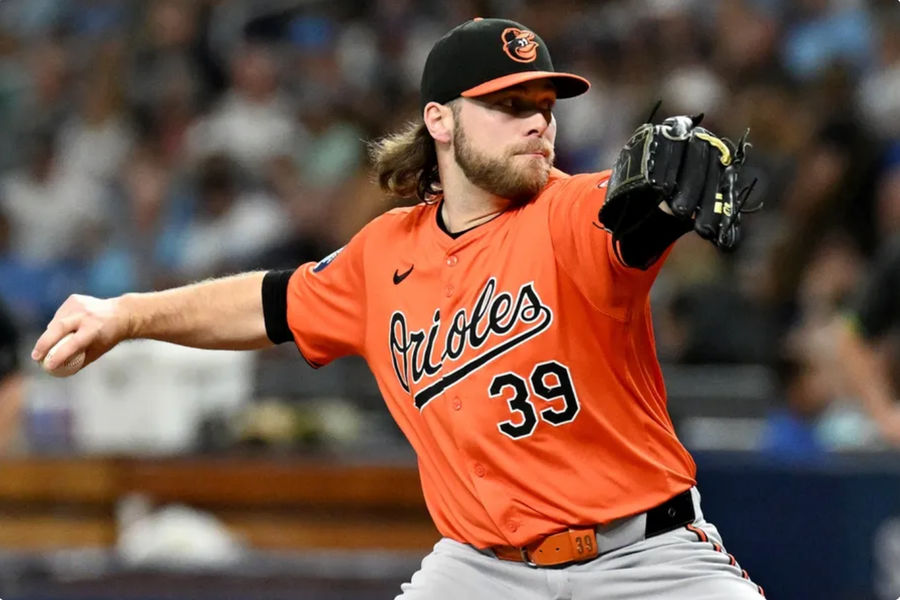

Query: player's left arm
<box><xmin>598</xmin><ymin>115</ymin><xmax>759</xmax><ymax>269</ymax></box>
<box><xmin>598</xmin><ymin>196</ymin><xmax>692</xmax><ymax>271</ymax></box>
<box><xmin>547</xmin><ymin>172</ymin><xmax>677</xmax><ymax>316</ymax></box>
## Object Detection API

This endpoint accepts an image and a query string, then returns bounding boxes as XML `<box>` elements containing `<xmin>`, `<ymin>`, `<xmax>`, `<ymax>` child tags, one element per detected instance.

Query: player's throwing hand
<box><xmin>31</xmin><ymin>294</ymin><xmax>130</xmax><ymax>376</ymax></box>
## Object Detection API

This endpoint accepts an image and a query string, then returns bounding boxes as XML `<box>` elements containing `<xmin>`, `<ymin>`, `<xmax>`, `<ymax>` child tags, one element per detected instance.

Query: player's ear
<box><xmin>423</xmin><ymin>101</ymin><xmax>452</xmax><ymax>144</ymax></box>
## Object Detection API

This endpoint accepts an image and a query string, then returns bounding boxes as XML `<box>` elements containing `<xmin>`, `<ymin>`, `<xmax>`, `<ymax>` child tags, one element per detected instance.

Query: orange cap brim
<box><xmin>460</xmin><ymin>71</ymin><xmax>591</xmax><ymax>99</ymax></box>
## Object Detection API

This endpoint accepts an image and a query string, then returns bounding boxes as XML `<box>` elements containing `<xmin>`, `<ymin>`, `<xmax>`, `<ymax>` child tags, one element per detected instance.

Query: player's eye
<box><xmin>494</xmin><ymin>97</ymin><xmax>521</xmax><ymax>111</ymax></box>
<box><xmin>493</xmin><ymin>97</ymin><xmax>553</xmax><ymax>117</ymax></box>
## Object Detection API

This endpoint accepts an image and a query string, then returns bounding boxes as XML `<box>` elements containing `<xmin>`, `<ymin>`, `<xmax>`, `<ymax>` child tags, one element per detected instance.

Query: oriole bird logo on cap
<box><xmin>501</xmin><ymin>27</ymin><xmax>538</xmax><ymax>63</ymax></box>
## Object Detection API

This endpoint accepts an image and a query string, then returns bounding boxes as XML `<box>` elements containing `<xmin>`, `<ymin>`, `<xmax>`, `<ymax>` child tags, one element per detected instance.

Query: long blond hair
<box><xmin>368</xmin><ymin>120</ymin><xmax>441</xmax><ymax>203</ymax></box>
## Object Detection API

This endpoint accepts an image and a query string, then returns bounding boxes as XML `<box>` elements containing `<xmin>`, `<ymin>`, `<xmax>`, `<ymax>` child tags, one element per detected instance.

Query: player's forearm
<box><xmin>837</xmin><ymin>320</ymin><xmax>896</xmax><ymax>419</ymax></box>
<box><xmin>611</xmin><ymin>205</ymin><xmax>692</xmax><ymax>269</ymax></box>
<box><xmin>121</xmin><ymin>272</ymin><xmax>273</xmax><ymax>350</ymax></box>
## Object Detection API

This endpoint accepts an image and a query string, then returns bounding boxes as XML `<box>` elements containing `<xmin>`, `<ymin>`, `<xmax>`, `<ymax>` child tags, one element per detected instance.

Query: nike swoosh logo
<box><xmin>393</xmin><ymin>265</ymin><xmax>414</xmax><ymax>285</ymax></box>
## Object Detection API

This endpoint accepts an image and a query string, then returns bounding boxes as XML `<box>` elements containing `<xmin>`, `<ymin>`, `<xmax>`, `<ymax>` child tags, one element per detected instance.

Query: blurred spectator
<box><xmin>713</xmin><ymin>0</ymin><xmax>779</xmax><ymax>84</ymax></box>
<box><xmin>761</xmin><ymin>356</ymin><xmax>830</xmax><ymax>463</ymax></box>
<box><xmin>128</xmin><ymin>0</ymin><xmax>218</xmax><ymax>167</ymax></box>
<box><xmin>857</xmin><ymin>11</ymin><xmax>900</xmax><ymax>139</ymax></box>
<box><xmin>656</xmin><ymin>290</ymin><xmax>775</xmax><ymax>365</ymax></box>
<box><xmin>760</xmin><ymin>352</ymin><xmax>876</xmax><ymax>464</ymax></box>
<box><xmin>0</xmin><ymin>130</ymin><xmax>106</xmax><ymax>264</ymax></box>
<box><xmin>838</xmin><ymin>236</ymin><xmax>900</xmax><ymax>447</ymax></box>
<box><xmin>659</xmin><ymin>66</ymin><xmax>725</xmax><ymax>121</ymax></box>
<box><xmin>0</xmin><ymin>0</ymin><xmax>68</xmax><ymax>38</ymax></box>
<box><xmin>295</xmin><ymin>101</ymin><xmax>366</xmax><ymax>190</ymax></box>
<box><xmin>773</xmin><ymin>230</ymin><xmax>884</xmax><ymax>453</ymax></box>
<box><xmin>0</xmin><ymin>296</ymin><xmax>23</xmax><ymax>454</ymax></box>
<box><xmin>129</xmin><ymin>0</ymin><xmax>210</xmax><ymax>106</ymax></box>
<box><xmin>0</xmin><ymin>126</ymin><xmax>104</xmax><ymax>330</ymax></box>
<box><xmin>56</xmin><ymin>39</ymin><xmax>134</xmax><ymax>184</ymax></box>
<box><xmin>249</xmin><ymin>155</ymin><xmax>331</xmax><ymax>270</ymax></box>
<box><xmin>174</xmin><ymin>154</ymin><xmax>290</xmax><ymax>279</ymax></box>
<box><xmin>186</xmin><ymin>42</ymin><xmax>302</xmax><ymax>175</ymax></box>
<box><xmin>781</xmin><ymin>0</ymin><xmax>874</xmax><ymax>82</ymax></box>
<box><xmin>80</xmin><ymin>145</ymin><xmax>185</xmax><ymax>298</ymax></box>
<box><xmin>0</xmin><ymin>210</ymin><xmax>81</xmax><ymax>330</ymax></box>
<box><xmin>761</xmin><ymin>118</ymin><xmax>875</xmax><ymax>316</ymax></box>
<box><xmin>4</xmin><ymin>37</ymin><xmax>73</xmax><ymax>168</ymax></box>
<box><xmin>873</xmin><ymin>158</ymin><xmax>900</xmax><ymax>244</ymax></box>
<box><xmin>793</xmin><ymin>230</ymin><xmax>864</xmax><ymax>325</ymax></box>
<box><xmin>653</xmin><ymin>235</ymin><xmax>776</xmax><ymax>364</ymax></box>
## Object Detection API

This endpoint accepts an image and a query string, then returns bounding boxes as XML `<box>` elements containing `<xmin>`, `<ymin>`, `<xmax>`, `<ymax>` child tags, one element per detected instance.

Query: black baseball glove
<box><xmin>599</xmin><ymin>114</ymin><xmax>758</xmax><ymax>263</ymax></box>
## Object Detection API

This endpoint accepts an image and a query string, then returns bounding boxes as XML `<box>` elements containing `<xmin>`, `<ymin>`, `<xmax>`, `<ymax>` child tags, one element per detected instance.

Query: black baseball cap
<box><xmin>420</xmin><ymin>18</ymin><xmax>591</xmax><ymax>109</ymax></box>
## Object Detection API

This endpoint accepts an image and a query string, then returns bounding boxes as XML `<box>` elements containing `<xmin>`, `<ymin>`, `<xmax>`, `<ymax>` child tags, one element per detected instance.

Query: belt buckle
<box><xmin>519</xmin><ymin>547</ymin><xmax>539</xmax><ymax>568</ymax></box>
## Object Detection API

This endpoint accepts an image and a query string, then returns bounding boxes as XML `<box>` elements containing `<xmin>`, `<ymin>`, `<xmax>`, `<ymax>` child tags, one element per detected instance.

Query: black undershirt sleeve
<box><xmin>610</xmin><ymin>206</ymin><xmax>693</xmax><ymax>270</ymax></box>
<box><xmin>0</xmin><ymin>298</ymin><xmax>19</xmax><ymax>379</ymax></box>
<box><xmin>262</xmin><ymin>269</ymin><xmax>296</xmax><ymax>344</ymax></box>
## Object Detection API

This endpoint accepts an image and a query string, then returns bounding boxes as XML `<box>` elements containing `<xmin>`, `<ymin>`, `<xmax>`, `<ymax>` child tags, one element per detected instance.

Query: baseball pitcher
<box><xmin>33</xmin><ymin>18</ymin><xmax>764</xmax><ymax>599</ymax></box>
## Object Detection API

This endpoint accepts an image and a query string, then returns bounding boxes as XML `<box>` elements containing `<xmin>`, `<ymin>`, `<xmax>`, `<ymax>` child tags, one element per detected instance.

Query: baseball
<box><xmin>42</xmin><ymin>332</ymin><xmax>86</xmax><ymax>377</ymax></box>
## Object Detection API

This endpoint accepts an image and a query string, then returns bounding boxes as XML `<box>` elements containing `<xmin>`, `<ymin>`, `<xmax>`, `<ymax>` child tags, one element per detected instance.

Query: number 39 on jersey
<box><xmin>491</xmin><ymin>360</ymin><xmax>580</xmax><ymax>439</ymax></box>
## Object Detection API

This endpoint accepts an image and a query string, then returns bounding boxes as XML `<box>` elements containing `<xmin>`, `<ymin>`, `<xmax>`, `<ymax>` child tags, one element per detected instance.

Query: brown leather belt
<box><xmin>491</xmin><ymin>489</ymin><xmax>696</xmax><ymax>567</ymax></box>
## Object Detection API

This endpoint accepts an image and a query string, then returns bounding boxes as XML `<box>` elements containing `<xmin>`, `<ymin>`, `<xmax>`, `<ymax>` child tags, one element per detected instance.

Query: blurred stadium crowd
<box><xmin>0</xmin><ymin>0</ymin><xmax>898</xmax><ymax>459</ymax></box>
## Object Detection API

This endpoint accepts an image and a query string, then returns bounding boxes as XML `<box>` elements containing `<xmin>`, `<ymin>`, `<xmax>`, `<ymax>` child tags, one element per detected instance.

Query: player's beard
<box><xmin>453</xmin><ymin>122</ymin><xmax>554</xmax><ymax>206</ymax></box>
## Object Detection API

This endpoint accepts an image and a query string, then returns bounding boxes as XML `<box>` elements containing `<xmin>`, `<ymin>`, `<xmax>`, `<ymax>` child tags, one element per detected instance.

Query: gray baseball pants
<box><xmin>396</xmin><ymin>489</ymin><xmax>765</xmax><ymax>599</ymax></box>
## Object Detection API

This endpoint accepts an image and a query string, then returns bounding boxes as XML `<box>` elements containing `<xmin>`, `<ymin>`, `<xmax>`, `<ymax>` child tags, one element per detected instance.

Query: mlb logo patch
<box><xmin>313</xmin><ymin>247</ymin><xmax>344</xmax><ymax>272</ymax></box>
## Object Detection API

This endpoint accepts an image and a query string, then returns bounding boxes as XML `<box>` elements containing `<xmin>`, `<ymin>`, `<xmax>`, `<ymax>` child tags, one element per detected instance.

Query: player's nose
<box><xmin>524</xmin><ymin>109</ymin><xmax>552</xmax><ymax>136</ymax></box>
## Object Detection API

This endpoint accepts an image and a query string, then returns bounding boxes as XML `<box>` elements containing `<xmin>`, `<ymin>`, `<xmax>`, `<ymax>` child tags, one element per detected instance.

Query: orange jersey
<box><xmin>285</xmin><ymin>169</ymin><xmax>696</xmax><ymax>548</ymax></box>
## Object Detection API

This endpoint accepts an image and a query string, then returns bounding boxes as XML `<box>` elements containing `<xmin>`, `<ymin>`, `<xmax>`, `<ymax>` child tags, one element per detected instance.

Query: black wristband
<box><xmin>262</xmin><ymin>269</ymin><xmax>295</xmax><ymax>344</ymax></box>
<box><xmin>611</xmin><ymin>205</ymin><xmax>692</xmax><ymax>270</ymax></box>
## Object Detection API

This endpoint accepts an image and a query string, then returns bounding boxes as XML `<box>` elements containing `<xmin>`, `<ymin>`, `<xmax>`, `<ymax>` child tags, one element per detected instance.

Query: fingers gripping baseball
<box><xmin>31</xmin><ymin>295</ymin><xmax>129</xmax><ymax>376</ymax></box>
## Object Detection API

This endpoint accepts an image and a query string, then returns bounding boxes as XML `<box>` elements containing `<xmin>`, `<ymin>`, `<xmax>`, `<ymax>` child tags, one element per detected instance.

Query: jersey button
<box><xmin>445</xmin><ymin>285</ymin><xmax>454</xmax><ymax>297</ymax></box>
<box><xmin>507</xmin><ymin>520</ymin><xmax>519</xmax><ymax>532</ymax></box>
<box><xmin>452</xmin><ymin>397</ymin><xmax>462</xmax><ymax>411</ymax></box>
<box><xmin>474</xmin><ymin>463</ymin><xmax>486</xmax><ymax>478</ymax></box>
<box><xmin>446</xmin><ymin>255</ymin><xmax>458</xmax><ymax>266</ymax></box>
